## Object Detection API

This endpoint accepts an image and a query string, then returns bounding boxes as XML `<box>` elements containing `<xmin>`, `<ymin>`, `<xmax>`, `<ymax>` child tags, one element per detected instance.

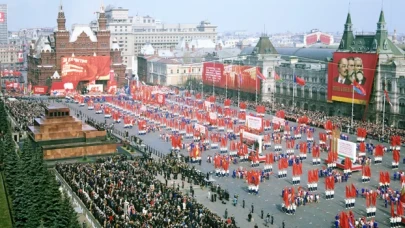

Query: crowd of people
<box><xmin>56</xmin><ymin>155</ymin><xmax>235</xmax><ymax>228</ymax></box>
<box><xmin>211</xmin><ymin>94</ymin><xmax>405</xmax><ymax>141</ymax></box>
<box><xmin>4</xmin><ymin>98</ymin><xmax>47</xmax><ymax>131</ymax></box>
<box><xmin>4</xmin><ymin>93</ymin><xmax>405</xmax><ymax>142</ymax></box>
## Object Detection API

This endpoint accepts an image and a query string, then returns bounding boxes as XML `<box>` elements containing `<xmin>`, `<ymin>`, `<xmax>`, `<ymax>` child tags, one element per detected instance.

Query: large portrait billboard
<box><xmin>61</xmin><ymin>56</ymin><xmax>111</xmax><ymax>82</ymax></box>
<box><xmin>327</xmin><ymin>53</ymin><xmax>378</xmax><ymax>105</ymax></box>
<box><xmin>202</xmin><ymin>62</ymin><xmax>261</xmax><ymax>94</ymax></box>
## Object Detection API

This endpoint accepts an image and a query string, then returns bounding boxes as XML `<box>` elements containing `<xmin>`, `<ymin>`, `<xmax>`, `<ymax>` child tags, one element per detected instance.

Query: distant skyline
<box><xmin>4</xmin><ymin>0</ymin><xmax>405</xmax><ymax>34</ymax></box>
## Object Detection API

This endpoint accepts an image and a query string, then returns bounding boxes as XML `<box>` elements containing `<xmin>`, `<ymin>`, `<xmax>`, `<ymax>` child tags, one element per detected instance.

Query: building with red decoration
<box><xmin>27</xmin><ymin>3</ymin><xmax>126</xmax><ymax>89</ymax></box>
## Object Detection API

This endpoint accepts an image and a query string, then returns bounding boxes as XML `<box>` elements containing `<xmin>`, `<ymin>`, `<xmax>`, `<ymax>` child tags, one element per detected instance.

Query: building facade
<box><xmin>0</xmin><ymin>44</ymin><xmax>23</xmax><ymax>69</ymax></box>
<box><xmin>0</xmin><ymin>4</ymin><xmax>7</xmax><ymax>44</ymax></box>
<box><xmin>28</xmin><ymin>3</ymin><xmax>126</xmax><ymax>88</ymax></box>
<box><xmin>91</xmin><ymin>6</ymin><xmax>217</xmax><ymax>72</ymax></box>
<box><xmin>267</xmin><ymin>11</ymin><xmax>405</xmax><ymax>129</ymax></box>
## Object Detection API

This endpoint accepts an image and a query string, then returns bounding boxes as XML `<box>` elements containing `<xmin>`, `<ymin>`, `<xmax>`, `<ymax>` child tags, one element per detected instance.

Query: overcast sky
<box><xmin>5</xmin><ymin>0</ymin><xmax>404</xmax><ymax>34</ymax></box>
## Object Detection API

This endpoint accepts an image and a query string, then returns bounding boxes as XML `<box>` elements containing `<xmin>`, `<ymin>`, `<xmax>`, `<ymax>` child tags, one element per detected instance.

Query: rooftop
<box><xmin>70</xmin><ymin>24</ymin><xmax>97</xmax><ymax>43</ymax></box>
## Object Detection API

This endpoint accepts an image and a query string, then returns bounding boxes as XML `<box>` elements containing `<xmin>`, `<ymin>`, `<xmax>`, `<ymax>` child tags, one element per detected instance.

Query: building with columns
<box><xmin>27</xmin><ymin>3</ymin><xmax>126</xmax><ymax>88</ymax></box>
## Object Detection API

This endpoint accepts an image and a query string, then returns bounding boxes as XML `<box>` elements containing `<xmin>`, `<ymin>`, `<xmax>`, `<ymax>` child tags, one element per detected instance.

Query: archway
<box><xmin>288</xmin><ymin>100</ymin><xmax>292</xmax><ymax>106</ymax></box>
<box><xmin>310</xmin><ymin>104</ymin><xmax>316</xmax><ymax>111</ymax></box>
<box><xmin>303</xmin><ymin>103</ymin><xmax>309</xmax><ymax>110</ymax></box>
<box><xmin>296</xmin><ymin>101</ymin><xmax>301</xmax><ymax>109</ymax></box>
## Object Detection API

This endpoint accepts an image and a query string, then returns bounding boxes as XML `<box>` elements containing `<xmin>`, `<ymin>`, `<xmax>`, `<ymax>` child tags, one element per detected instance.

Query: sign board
<box><xmin>272</xmin><ymin>116</ymin><xmax>285</xmax><ymax>126</ymax></box>
<box><xmin>32</xmin><ymin>86</ymin><xmax>48</xmax><ymax>95</ymax></box>
<box><xmin>246</xmin><ymin>115</ymin><xmax>262</xmax><ymax>131</ymax></box>
<box><xmin>337</xmin><ymin>139</ymin><xmax>357</xmax><ymax>162</ymax></box>
<box><xmin>194</xmin><ymin>123</ymin><xmax>206</xmax><ymax>134</ymax></box>
<box><xmin>87</xmin><ymin>84</ymin><xmax>103</xmax><ymax>93</ymax></box>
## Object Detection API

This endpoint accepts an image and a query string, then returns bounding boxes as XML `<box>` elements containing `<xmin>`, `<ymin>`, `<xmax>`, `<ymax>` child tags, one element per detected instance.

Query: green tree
<box><xmin>13</xmin><ymin>138</ymin><xmax>42</xmax><ymax>227</ymax></box>
<box><xmin>54</xmin><ymin>191</ymin><xmax>80</xmax><ymax>228</ymax></box>
<box><xmin>0</xmin><ymin>100</ymin><xmax>9</xmax><ymax>134</ymax></box>
<box><xmin>0</xmin><ymin>140</ymin><xmax>4</xmax><ymax>169</ymax></box>
<box><xmin>3</xmin><ymin>132</ymin><xmax>17</xmax><ymax>194</ymax></box>
<box><xmin>41</xmin><ymin>171</ymin><xmax>62</xmax><ymax>227</ymax></box>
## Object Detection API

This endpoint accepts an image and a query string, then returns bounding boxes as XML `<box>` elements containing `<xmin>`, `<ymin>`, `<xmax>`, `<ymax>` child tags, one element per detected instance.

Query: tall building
<box><xmin>90</xmin><ymin>6</ymin><xmax>217</xmax><ymax>72</ymax></box>
<box><xmin>28</xmin><ymin>3</ymin><xmax>126</xmax><ymax>87</ymax></box>
<box><xmin>0</xmin><ymin>4</ymin><xmax>7</xmax><ymax>44</ymax></box>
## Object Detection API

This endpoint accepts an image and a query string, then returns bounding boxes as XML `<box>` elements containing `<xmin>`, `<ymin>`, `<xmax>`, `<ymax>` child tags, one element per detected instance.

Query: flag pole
<box><xmin>351</xmin><ymin>83</ymin><xmax>354</xmax><ymax>129</ymax></box>
<box><xmin>238</xmin><ymin>64</ymin><xmax>240</xmax><ymax>109</ymax></box>
<box><xmin>256</xmin><ymin>70</ymin><xmax>258</xmax><ymax>106</ymax></box>
<box><xmin>226</xmin><ymin>61</ymin><xmax>228</xmax><ymax>99</ymax></box>
<box><xmin>213</xmin><ymin>61</ymin><xmax>215</xmax><ymax>97</ymax></box>
<box><xmin>382</xmin><ymin>73</ymin><xmax>386</xmax><ymax>136</ymax></box>
<box><xmin>272</xmin><ymin>71</ymin><xmax>275</xmax><ymax>112</ymax></box>
<box><xmin>292</xmin><ymin>67</ymin><xmax>295</xmax><ymax>110</ymax></box>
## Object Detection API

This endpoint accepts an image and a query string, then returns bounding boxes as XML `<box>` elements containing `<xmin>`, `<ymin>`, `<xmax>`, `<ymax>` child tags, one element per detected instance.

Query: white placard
<box><xmin>272</xmin><ymin>116</ymin><xmax>285</xmax><ymax>126</ymax></box>
<box><xmin>337</xmin><ymin>139</ymin><xmax>357</xmax><ymax>162</ymax></box>
<box><xmin>246</xmin><ymin>115</ymin><xmax>262</xmax><ymax>131</ymax></box>
<box><xmin>87</xmin><ymin>84</ymin><xmax>103</xmax><ymax>93</ymax></box>
<box><xmin>209</xmin><ymin>112</ymin><xmax>217</xmax><ymax>120</ymax></box>
<box><xmin>194</xmin><ymin>123</ymin><xmax>206</xmax><ymax>134</ymax></box>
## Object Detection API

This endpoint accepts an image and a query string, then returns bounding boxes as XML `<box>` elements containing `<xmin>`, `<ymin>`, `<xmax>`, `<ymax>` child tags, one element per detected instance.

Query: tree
<box><xmin>3</xmin><ymin>132</ymin><xmax>17</xmax><ymax>194</ymax></box>
<box><xmin>54</xmin><ymin>191</ymin><xmax>81</xmax><ymax>228</ymax></box>
<box><xmin>0</xmin><ymin>140</ymin><xmax>4</xmax><ymax>169</ymax></box>
<box><xmin>0</xmin><ymin>100</ymin><xmax>9</xmax><ymax>134</ymax></box>
<box><xmin>41</xmin><ymin>171</ymin><xmax>62</xmax><ymax>227</ymax></box>
<box><xmin>13</xmin><ymin>138</ymin><xmax>42</xmax><ymax>228</ymax></box>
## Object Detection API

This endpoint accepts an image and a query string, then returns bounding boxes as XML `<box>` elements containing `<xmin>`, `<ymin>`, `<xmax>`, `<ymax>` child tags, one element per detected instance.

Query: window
<box><xmin>400</xmin><ymin>99</ymin><xmax>405</xmax><ymax>114</ymax></box>
<box><xmin>387</xmin><ymin>81</ymin><xmax>392</xmax><ymax>92</ymax></box>
<box><xmin>177</xmin><ymin>69</ymin><xmax>179</xmax><ymax>73</ymax></box>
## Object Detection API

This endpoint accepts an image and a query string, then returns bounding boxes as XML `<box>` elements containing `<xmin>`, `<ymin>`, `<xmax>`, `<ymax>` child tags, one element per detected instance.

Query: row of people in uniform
<box><xmin>390</xmin><ymin>217</ymin><xmax>402</xmax><ymax>228</ymax></box>
<box><xmin>334</xmin><ymin>216</ymin><xmax>379</xmax><ymax>228</ymax></box>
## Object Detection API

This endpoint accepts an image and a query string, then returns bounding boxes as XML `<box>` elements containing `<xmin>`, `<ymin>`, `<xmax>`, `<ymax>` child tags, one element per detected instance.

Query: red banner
<box><xmin>156</xmin><ymin>94</ymin><xmax>166</xmax><ymax>105</ymax></box>
<box><xmin>5</xmin><ymin>82</ymin><xmax>19</xmax><ymax>90</ymax></box>
<box><xmin>327</xmin><ymin>53</ymin><xmax>378</xmax><ymax>105</ymax></box>
<box><xmin>61</xmin><ymin>56</ymin><xmax>111</xmax><ymax>83</ymax></box>
<box><xmin>32</xmin><ymin>86</ymin><xmax>48</xmax><ymax>95</ymax></box>
<box><xmin>202</xmin><ymin>62</ymin><xmax>261</xmax><ymax>94</ymax></box>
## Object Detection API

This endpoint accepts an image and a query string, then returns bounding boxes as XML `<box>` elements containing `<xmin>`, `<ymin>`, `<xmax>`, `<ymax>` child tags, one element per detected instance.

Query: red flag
<box><xmin>294</xmin><ymin>75</ymin><xmax>305</xmax><ymax>86</ymax></box>
<box><xmin>274</xmin><ymin>72</ymin><xmax>282</xmax><ymax>81</ymax></box>
<box><xmin>256</xmin><ymin>68</ymin><xmax>266</xmax><ymax>80</ymax></box>
<box><xmin>351</xmin><ymin>184</ymin><xmax>356</xmax><ymax>198</ymax></box>
<box><xmin>384</xmin><ymin>89</ymin><xmax>393</xmax><ymax>106</ymax></box>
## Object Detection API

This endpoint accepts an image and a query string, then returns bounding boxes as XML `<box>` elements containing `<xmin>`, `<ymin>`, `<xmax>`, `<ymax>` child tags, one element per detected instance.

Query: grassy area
<box><xmin>0</xmin><ymin>174</ymin><xmax>12</xmax><ymax>228</ymax></box>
